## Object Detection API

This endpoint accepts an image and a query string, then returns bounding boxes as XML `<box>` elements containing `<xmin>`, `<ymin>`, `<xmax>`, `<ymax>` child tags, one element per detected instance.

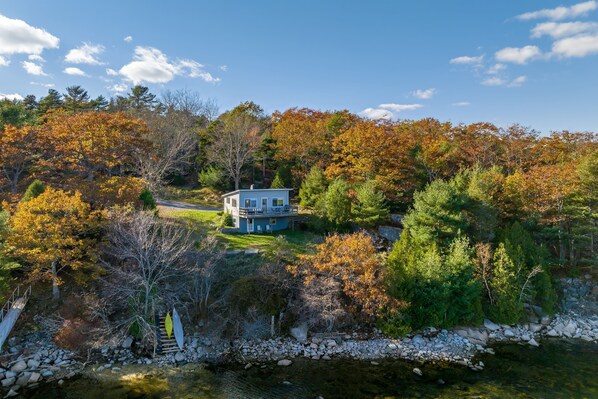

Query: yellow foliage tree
<box><xmin>7</xmin><ymin>187</ymin><xmax>103</xmax><ymax>300</ymax></box>
<box><xmin>291</xmin><ymin>232</ymin><xmax>396</xmax><ymax>320</ymax></box>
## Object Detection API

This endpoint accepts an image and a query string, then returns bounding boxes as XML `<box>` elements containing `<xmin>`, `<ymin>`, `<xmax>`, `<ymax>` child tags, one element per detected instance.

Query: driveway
<box><xmin>156</xmin><ymin>199</ymin><xmax>222</xmax><ymax>212</ymax></box>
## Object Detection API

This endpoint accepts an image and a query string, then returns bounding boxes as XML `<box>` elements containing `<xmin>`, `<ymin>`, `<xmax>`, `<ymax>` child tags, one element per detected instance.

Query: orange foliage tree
<box><xmin>42</xmin><ymin>110</ymin><xmax>150</xmax><ymax>181</ymax></box>
<box><xmin>290</xmin><ymin>232</ymin><xmax>396</xmax><ymax>320</ymax></box>
<box><xmin>0</xmin><ymin>125</ymin><xmax>39</xmax><ymax>194</ymax></box>
<box><xmin>7</xmin><ymin>187</ymin><xmax>104</xmax><ymax>300</ymax></box>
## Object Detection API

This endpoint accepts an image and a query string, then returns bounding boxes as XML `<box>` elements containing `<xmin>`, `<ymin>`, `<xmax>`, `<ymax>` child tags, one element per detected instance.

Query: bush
<box><xmin>21</xmin><ymin>180</ymin><xmax>45</xmax><ymax>202</ymax></box>
<box><xmin>221</xmin><ymin>211</ymin><xmax>233</xmax><ymax>227</ymax></box>
<box><xmin>139</xmin><ymin>188</ymin><xmax>156</xmax><ymax>210</ymax></box>
<box><xmin>353</xmin><ymin>180</ymin><xmax>390</xmax><ymax>227</ymax></box>
<box><xmin>198</xmin><ymin>166</ymin><xmax>225</xmax><ymax>190</ymax></box>
<box><xmin>299</xmin><ymin>166</ymin><xmax>327</xmax><ymax>208</ymax></box>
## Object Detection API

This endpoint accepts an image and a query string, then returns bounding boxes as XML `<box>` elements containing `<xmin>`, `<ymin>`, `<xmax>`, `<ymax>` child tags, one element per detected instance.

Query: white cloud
<box><xmin>487</xmin><ymin>63</ymin><xmax>506</xmax><ymax>74</ymax></box>
<box><xmin>106</xmin><ymin>68</ymin><xmax>118</xmax><ymax>76</ymax></box>
<box><xmin>452</xmin><ymin>101</ymin><xmax>471</xmax><ymax>106</ymax></box>
<box><xmin>509</xmin><ymin>75</ymin><xmax>528</xmax><ymax>87</ymax></box>
<box><xmin>0</xmin><ymin>93</ymin><xmax>24</xmax><ymax>101</ymax></box>
<box><xmin>517</xmin><ymin>1</ymin><xmax>597</xmax><ymax>21</ymax></box>
<box><xmin>412</xmin><ymin>88</ymin><xmax>436</xmax><ymax>99</ymax></box>
<box><xmin>219</xmin><ymin>65</ymin><xmax>228</xmax><ymax>71</ymax></box>
<box><xmin>124</xmin><ymin>36</ymin><xmax>133</xmax><ymax>43</ymax></box>
<box><xmin>359</xmin><ymin>108</ymin><xmax>393</xmax><ymax>120</ymax></box>
<box><xmin>108</xmin><ymin>83</ymin><xmax>128</xmax><ymax>93</ymax></box>
<box><xmin>119</xmin><ymin>46</ymin><xmax>220</xmax><ymax>84</ymax></box>
<box><xmin>63</xmin><ymin>67</ymin><xmax>87</xmax><ymax>76</ymax></box>
<box><xmin>28</xmin><ymin>54</ymin><xmax>45</xmax><ymax>62</ymax></box>
<box><xmin>495</xmin><ymin>45</ymin><xmax>541</xmax><ymax>64</ymax></box>
<box><xmin>0</xmin><ymin>56</ymin><xmax>9</xmax><ymax>66</ymax></box>
<box><xmin>531</xmin><ymin>21</ymin><xmax>598</xmax><ymax>38</ymax></box>
<box><xmin>30</xmin><ymin>81</ymin><xmax>55</xmax><ymax>88</ymax></box>
<box><xmin>65</xmin><ymin>43</ymin><xmax>105</xmax><ymax>65</ymax></box>
<box><xmin>450</xmin><ymin>55</ymin><xmax>484</xmax><ymax>64</ymax></box>
<box><xmin>379</xmin><ymin>103</ymin><xmax>423</xmax><ymax>112</ymax></box>
<box><xmin>482</xmin><ymin>76</ymin><xmax>507</xmax><ymax>86</ymax></box>
<box><xmin>21</xmin><ymin>61</ymin><xmax>47</xmax><ymax>76</ymax></box>
<box><xmin>482</xmin><ymin>75</ymin><xmax>527</xmax><ymax>87</ymax></box>
<box><xmin>551</xmin><ymin>33</ymin><xmax>598</xmax><ymax>57</ymax></box>
<box><xmin>0</xmin><ymin>14</ymin><xmax>59</xmax><ymax>55</ymax></box>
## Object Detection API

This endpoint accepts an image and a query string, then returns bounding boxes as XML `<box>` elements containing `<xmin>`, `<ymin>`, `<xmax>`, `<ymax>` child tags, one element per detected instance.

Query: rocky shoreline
<box><xmin>2</xmin><ymin>277</ymin><xmax>597</xmax><ymax>396</ymax></box>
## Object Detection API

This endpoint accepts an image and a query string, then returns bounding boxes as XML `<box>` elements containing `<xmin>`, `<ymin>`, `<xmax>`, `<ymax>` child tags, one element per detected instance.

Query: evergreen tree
<box><xmin>324</xmin><ymin>179</ymin><xmax>352</xmax><ymax>226</ymax></box>
<box><xmin>21</xmin><ymin>180</ymin><xmax>45</xmax><ymax>202</ymax></box>
<box><xmin>128</xmin><ymin>86</ymin><xmax>157</xmax><ymax>111</ymax></box>
<box><xmin>299</xmin><ymin>166</ymin><xmax>328</xmax><ymax>207</ymax></box>
<box><xmin>353</xmin><ymin>180</ymin><xmax>390</xmax><ymax>227</ymax></box>
<box><xmin>63</xmin><ymin>86</ymin><xmax>91</xmax><ymax>112</ymax></box>
<box><xmin>38</xmin><ymin>89</ymin><xmax>63</xmax><ymax>115</ymax></box>
<box><xmin>270</xmin><ymin>170</ymin><xmax>286</xmax><ymax>188</ymax></box>
<box><xmin>489</xmin><ymin>243</ymin><xmax>523</xmax><ymax>324</ymax></box>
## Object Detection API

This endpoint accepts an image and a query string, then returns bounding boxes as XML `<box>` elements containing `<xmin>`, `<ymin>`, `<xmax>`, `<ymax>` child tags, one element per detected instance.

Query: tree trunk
<box><xmin>558</xmin><ymin>222</ymin><xmax>566</xmax><ymax>265</ymax></box>
<box><xmin>51</xmin><ymin>259</ymin><xmax>60</xmax><ymax>301</ymax></box>
<box><xmin>234</xmin><ymin>175</ymin><xmax>240</xmax><ymax>190</ymax></box>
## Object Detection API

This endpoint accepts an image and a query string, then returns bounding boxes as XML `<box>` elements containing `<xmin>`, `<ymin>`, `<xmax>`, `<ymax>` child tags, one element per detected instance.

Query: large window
<box><xmin>225</xmin><ymin>198</ymin><xmax>230</xmax><ymax>204</ymax></box>
<box><xmin>244</xmin><ymin>198</ymin><xmax>257</xmax><ymax>208</ymax></box>
<box><xmin>232</xmin><ymin>199</ymin><xmax>237</xmax><ymax>207</ymax></box>
<box><xmin>271</xmin><ymin>198</ymin><xmax>284</xmax><ymax>206</ymax></box>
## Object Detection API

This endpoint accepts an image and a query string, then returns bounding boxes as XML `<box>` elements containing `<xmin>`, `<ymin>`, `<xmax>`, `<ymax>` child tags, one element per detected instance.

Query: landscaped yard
<box><xmin>159</xmin><ymin>207</ymin><xmax>322</xmax><ymax>253</ymax></box>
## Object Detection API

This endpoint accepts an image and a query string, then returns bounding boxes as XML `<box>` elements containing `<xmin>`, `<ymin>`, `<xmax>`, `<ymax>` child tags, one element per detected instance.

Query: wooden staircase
<box><xmin>156</xmin><ymin>313</ymin><xmax>179</xmax><ymax>354</ymax></box>
<box><xmin>0</xmin><ymin>286</ymin><xmax>32</xmax><ymax>350</ymax></box>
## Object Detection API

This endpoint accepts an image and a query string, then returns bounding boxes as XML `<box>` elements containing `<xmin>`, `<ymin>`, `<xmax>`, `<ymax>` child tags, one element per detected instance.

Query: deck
<box><xmin>238</xmin><ymin>205</ymin><xmax>298</xmax><ymax>218</ymax></box>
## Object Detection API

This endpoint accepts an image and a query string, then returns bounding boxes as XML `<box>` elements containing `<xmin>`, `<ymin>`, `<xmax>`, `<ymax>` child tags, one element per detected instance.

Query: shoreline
<box><xmin>2</xmin><ymin>277</ymin><xmax>597</xmax><ymax>396</ymax></box>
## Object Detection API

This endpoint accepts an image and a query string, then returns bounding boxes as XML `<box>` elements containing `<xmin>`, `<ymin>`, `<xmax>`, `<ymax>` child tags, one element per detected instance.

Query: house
<box><xmin>222</xmin><ymin>187</ymin><xmax>298</xmax><ymax>233</ymax></box>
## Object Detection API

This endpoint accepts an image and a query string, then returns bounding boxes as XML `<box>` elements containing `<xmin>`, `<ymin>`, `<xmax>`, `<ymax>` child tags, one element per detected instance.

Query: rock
<box><xmin>563</xmin><ymin>321</ymin><xmax>577</xmax><ymax>335</ymax></box>
<box><xmin>540</xmin><ymin>315</ymin><xmax>551</xmax><ymax>325</ymax></box>
<box><xmin>413</xmin><ymin>367</ymin><xmax>423</xmax><ymax>376</ymax></box>
<box><xmin>29</xmin><ymin>372</ymin><xmax>41</xmax><ymax>383</ymax></box>
<box><xmin>529</xmin><ymin>323</ymin><xmax>543</xmax><ymax>333</ymax></box>
<box><xmin>41</xmin><ymin>370</ymin><xmax>53</xmax><ymax>378</ymax></box>
<box><xmin>503</xmin><ymin>329</ymin><xmax>515</xmax><ymax>338</ymax></box>
<box><xmin>290</xmin><ymin>323</ymin><xmax>308</xmax><ymax>343</ymax></box>
<box><xmin>528</xmin><ymin>338</ymin><xmax>540</xmax><ymax>347</ymax></box>
<box><xmin>244</xmin><ymin>363</ymin><xmax>252</xmax><ymax>370</ymax></box>
<box><xmin>10</xmin><ymin>361</ymin><xmax>27</xmax><ymax>373</ymax></box>
<box><xmin>326</xmin><ymin>339</ymin><xmax>337</xmax><ymax>347</ymax></box>
<box><xmin>122</xmin><ymin>336</ymin><xmax>134</xmax><ymax>349</ymax></box>
<box><xmin>378</xmin><ymin>226</ymin><xmax>403</xmax><ymax>242</ymax></box>
<box><xmin>27</xmin><ymin>359</ymin><xmax>40</xmax><ymax>369</ymax></box>
<box><xmin>1</xmin><ymin>377</ymin><xmax>15</xmax><ymax>387</ymax></box>
<box><xmin>277</xmin><ymin>359</ymin><xmax>292</xmax><ymax>366</ymax></box>
<box><xmin>4</xmin><ymin>389</ymin><xmax>18</xmax><ymax>398</ymax></box>
<box><xmin>546</xmin><ymin>329</ymin><xmax>559</xmax><ymax>337</ymax></box>
<box><xmin>370</xmin><ymin>361</ymin><xmax>379</xmax><ymax>365</ymax></box>
<box><xmin>387</xmin><ymin>343</ymin><xmax>398</xmax><ymax>350</ymax></box>
<box><xmin>174</xmin><ymin>352</ymin><xmax>186</xmax><ymax>362</ymax></box>
<box><xmin>390</xmin><ymin>214</ymin><xmax>404</xmax><ymax>224</ymax></box>
<box><xmin>58</xmin><ymin>379</ymin><xmax>64</xmax><ymax>386</ymax></box>
<box><xmin>4</xmin><ymin>372</ymin><xmax>15</xmax><ymax>379</ymax></box>
<box><xmin>483</xmin><ymin>319</ymin><xmax>501</xmax><ymax>331</ymax></box>
<box><xmin>15</xmin><ymin>372</ymin><xmax>31</xmax><ymax>387</ymax></box>
<box><xmin>521</xmin><ymin>333</ymin><xmax>531</xmax><ymax>341</ymax></box>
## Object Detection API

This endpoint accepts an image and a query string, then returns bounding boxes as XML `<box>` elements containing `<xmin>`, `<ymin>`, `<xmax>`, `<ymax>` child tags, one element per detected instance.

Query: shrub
<box><xmin>139</xmin><ymin>188</ymin><xmax>156</xmax><ymax>210</ymax></box>
<box><xmin>353</xmin><ymin>180</ymin><xmax>390</xmax><ymax>227</ymax></box>
<box><xmin>299</xmin><ymin>166</ymin><xmax>327</xmax><ymax>208</ymax></box>
<box><xmin>221</xmin><ymin>211</ymin><xmax>233</xmax><ymax>227</ymax></box>
<box><xmin>198</xmin><ymin>166</ymin><xmax>225</xmax><ymax>190</ymax></box>
<box><xmin>21</xmin><ymin>180</ymin><xmax>45</xmax><ymax>202</ymax></box>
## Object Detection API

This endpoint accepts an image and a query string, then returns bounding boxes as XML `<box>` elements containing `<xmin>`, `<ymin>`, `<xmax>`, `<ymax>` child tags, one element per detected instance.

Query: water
<box><xmin>26</xmin><ymin>340</ymin><xmax>598</xmax><ymax>399</ymax></box>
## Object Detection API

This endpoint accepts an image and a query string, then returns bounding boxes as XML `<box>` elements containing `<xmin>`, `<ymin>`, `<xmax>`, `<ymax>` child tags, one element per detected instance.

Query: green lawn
<box><xmin>159</xmin><ymin>207</ymin><xmax>321</xmax><ymax>253</ymax></box>
<box><xmin>159</xmin><ymin>186</ymin><xmax>223</xmax><ymax>208</ymax></box>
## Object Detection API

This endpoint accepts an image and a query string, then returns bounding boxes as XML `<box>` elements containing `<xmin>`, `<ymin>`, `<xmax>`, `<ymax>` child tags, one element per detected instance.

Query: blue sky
<box><xmin>1</xmin><ymin>1</ymin><xmax>598</xmax><ymax>134</ymax></box>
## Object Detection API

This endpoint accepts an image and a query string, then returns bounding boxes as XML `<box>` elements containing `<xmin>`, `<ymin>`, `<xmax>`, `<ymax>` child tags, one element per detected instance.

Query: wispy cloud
<box><xmin>452</xmin><ymin>101</ymin><xmax>471</xmax><ymax>107</ymax></box>
<box><xmin>487</xmin><ymin>63</ymin><xmax>506</xmax><ymax>74</ymax></box>
<box><xmin>517</xmin><ymin>1</ymin><xmax>597</xmax><ymax>21</ymax></box>
<box><xmin>108</xmin><ymin>83</ymin><xmax>129</xmax><ymax>93</ymax></box>
<box><xmin>0</xmin><ymin>14</ymin><xmax>59</xmax><ymax>55</ymax></box>
<box><xmin>450</xmin><ymin>55</ymin><xmax>484</xmax><ymax>64</ymax></box>
<box><xmin>30</xmin><ymin>81</ymin><xmax>55</xmax><ymax>88</ymax></box>
<box><xmin>63</xmin><ymin>67</ymin><xmax>87</xmax><ymax>76</ymax></box>
<box><xmin>359</xmin><ymin>103</ymin><xmax>423</xmax><ymax>120</ymax></box>
<box><xmin>359</xmin><ymin>107</ymin><xmax>393</xmax><ymax>120</ymax></box>
<box><xmin>21</xmin><ymin>61</ymin><xmax>47</xmax><ymax>76</ymax></box>
<box><xmin>495</xmin><ymin>45</ymin><xmax>541</xmax><ymax>64</ymax></box>
<box><xmin>531</xmin><ymin>21</ymin><xmax>598</xmax><ymax>38</ymax></box>
<box><xmin>124</xmin><ymin>36</ymin><xmax>133</xmax><ymax>43</ymax></box>
<box><xmin>106</xmin><ymin>68</ymin><xmax>118</xmax><ymax>76</ymax></box>
<box><xmin>412</xmin><ymin>88</ymin><xmax>436</xmax><ymax>99</ymax></box>
<box><xmin>0</xmin><ymin>56</ymin><xmax>9</xmax><ymax>67</ymax></box>
<box><xmin>379</xmin><ymin>103</ymin><xmax>423</xmax><ymax>112</ymax></box>
<box><xmin>65</xmin><ymin>43</ymin><xmax>105</xmax><ymax>65</ymax></box>
<box><xmin>551</xmin><ymin>34</ymin><xmax>598</xmax><ymax>57</ymax></box>
<box><xmin>119</xmin><ymin>46</ymin><xmax>220</xmax><ymax>84</ymax></box>
<box><xmin>482</xmin><ymin>75</ymin><xmax>527</xmax><ymax>87</ymax></box>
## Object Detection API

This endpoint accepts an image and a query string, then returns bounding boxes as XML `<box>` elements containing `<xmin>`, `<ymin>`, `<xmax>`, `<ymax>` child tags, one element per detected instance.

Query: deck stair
<box><xmin>156</xmin><ymin>313</ymin><xmax>179</xmax><ymax>354</ymax></box>
<box><xmin>0</xmin><ymin>286</ymin><xmax>32</xmax><ymax>349</ymax></box>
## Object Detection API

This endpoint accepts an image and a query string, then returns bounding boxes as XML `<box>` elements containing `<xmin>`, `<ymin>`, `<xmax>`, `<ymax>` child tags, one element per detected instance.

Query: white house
<box><xmin>222</xmin><ymin>187</ymin><xmax>298</xmax><ymax>233</ymax></box>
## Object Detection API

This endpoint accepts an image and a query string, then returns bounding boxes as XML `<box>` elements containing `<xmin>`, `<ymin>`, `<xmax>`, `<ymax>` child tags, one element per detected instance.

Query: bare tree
<box><xmin>162</xmin><ymin>89</ymin><xmax>219</xmax><ymax>122</ymax></box>
<box><xmin>298</xmin><ymin>277</ymin><xmax>347</xmax><ymax>332</ymax></box>
<box><xmin>101</xmin><ymin>209</ymin><xmax>193</xmax><ymax>347</ymax></box>
<box><xmin>207</xmin><ymin>111</ymin><xmax>262</xmax><ymax>190</ymax></box>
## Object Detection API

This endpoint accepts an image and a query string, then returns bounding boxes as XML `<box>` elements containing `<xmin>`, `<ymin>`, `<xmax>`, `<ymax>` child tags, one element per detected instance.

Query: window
<box><xmin>226</xmin><ymin>198</ymin><xmax>230</xmax><ymax>204</ymax></box>
<box><xmin>270</xmin><ymin>218</ymin><xmax>277</xmax><ymax>225</ymax></box>
<box><xmin>271</xmin><ymin>198</ymin><xmax>284</xmax><ymax>206</ymax></box>
<box><xmin>244</xmin><ymin>198</ymin><xmax>257</xmax><ymax>208</ymax></box>
<box><xmin>232</xmin><ymin>199</ymin><xmax>237</xmax><ymax>207</ymax></box>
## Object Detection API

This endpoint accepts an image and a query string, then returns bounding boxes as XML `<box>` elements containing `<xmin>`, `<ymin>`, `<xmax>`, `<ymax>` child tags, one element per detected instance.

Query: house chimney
<box><xmin>250</xmin><ymin>184</ymin><xmax>254</xmax><ymax>190</ymax></box>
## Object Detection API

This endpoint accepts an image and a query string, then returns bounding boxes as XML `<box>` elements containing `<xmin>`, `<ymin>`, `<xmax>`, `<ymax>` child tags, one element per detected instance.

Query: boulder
<box><xmin>277</xmin><ymin>359</ymin><xmax>292</xmax><ymax>367</ymax></box>
<box><xmin>1</xmin><ymin>377</ymin><xmax>15</xmax><ymax>387</ymax></box>
<box><xmin>528</xmin><ymin>338</ymin><xmax>540</xmax><ymax>347</ymax></box>
<box><xmin>483</xmin><ymin>319</ymin><xmax>500</xmax><ymax>331</ymax></box>
<box><xmin>174</xmin><ymin>352</ymin><xmax>186</xmax><ymax>362</ymax></box>
<box><xmin>122</xmin><ymin>336</ymin><xmax>134</xmax><ymax>349</ymax></box>
<box><xmin>10</xmin><ymin>361</ymin><xmax>27</xmax><ymax>373</ymax></box>
<box><xmin>290</xmin><ymin>324</ymin><xmax>308</xmax><ymax>343</ymax></box>
<box><xmin>27</xmin><ymin>359</ymin><xmax>40</xmax><ymax>369</ymax></box>
<box><xmin>378</xmin><ymin>226</ymin><xmax>402</xmax><ymax>242</ymax></box>
<box><xmin>390</xmin><ymin>214</ymin><xmax>404</xmax><ymax>225</ymax></box>
<box><xmin>413</xmin><ymin>367</ymin><xmax>423</xmax><ymax>376</ymax></box>
<box><xmin>504</xmin><ymin>329</ymin><xmax>515</xmax><ymax>338</ymax></box>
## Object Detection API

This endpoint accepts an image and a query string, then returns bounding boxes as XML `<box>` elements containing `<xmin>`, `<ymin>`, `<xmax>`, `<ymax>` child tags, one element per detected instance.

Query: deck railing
<box><xmin>239</xmin><ymin>205</ymin><xmax>298</xmax><ymax>217</ymax></box>
<box><xmin>0</xmin><ymin>285</ymin><xmax>31</xmax><ymax>323</ymax></box>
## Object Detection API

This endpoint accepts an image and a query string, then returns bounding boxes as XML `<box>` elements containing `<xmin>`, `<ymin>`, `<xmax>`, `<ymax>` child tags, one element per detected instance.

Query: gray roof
<box><xmin>222</xmin><ymin>188</ymin><xmax>293</xmax><ymax>197</ymax></box>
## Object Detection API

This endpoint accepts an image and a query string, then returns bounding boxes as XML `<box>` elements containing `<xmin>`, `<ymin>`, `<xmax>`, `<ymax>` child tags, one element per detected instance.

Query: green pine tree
<box><xmin>324</xmin><ymin>179</ymin><xmax>352</xmax><ymax>227</ymax></box>
<box><xmin>353</xmin><ymin>180</ymin><xmax>390</xmax><ymax>227</ymax></box>
<box><xmin>21</xmin><ymin>180</ymin><xmax>45</xmax><ymax>202</ymax></box>
<box><xmin>270</xmin><ymin>170</ymin><xmax>286</xmax><ymax>188</ymax></box>
<box><xmin>299</xmin><ymin>166</ymin><xmax>328</xmax><ymax>208</ymax></box>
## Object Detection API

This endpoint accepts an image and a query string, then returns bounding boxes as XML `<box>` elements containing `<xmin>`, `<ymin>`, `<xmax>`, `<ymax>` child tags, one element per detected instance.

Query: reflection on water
<box><xmin>26</xmin><ymin>339</ymin><xmax>598</xmax><ymax>399</ymax></box>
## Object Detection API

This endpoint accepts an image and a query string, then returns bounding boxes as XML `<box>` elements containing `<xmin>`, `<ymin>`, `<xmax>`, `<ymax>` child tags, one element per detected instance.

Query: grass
<box><xmin>159</xmin><ymin>207</ymin><xmax>322</xmax><ymax>253</ymax></box>
<box><xmin>159</xmin><ymin>186</ymin><xmax>223</xmax><ymax>208</ymax></box>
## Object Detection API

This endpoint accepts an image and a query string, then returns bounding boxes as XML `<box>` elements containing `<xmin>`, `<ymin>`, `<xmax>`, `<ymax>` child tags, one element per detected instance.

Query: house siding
<box><xmin>222</xmin><ymin>189</ymin><xmax>293</xmax><ymax>233</ymax></box>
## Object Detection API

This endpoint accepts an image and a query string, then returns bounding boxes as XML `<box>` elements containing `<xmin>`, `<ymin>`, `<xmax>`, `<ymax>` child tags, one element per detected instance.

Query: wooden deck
<box><xmin>238</xmin><ymin>205</ymin><xmax>298</xmax><ymax>218</ymax></box>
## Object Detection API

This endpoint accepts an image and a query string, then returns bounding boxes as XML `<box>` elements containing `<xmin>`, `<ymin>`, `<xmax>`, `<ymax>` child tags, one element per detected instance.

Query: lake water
<box><xmin>26</xmin><ymin>339</ymin><xmax>598</xmax><ymax>399</ymax></box>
